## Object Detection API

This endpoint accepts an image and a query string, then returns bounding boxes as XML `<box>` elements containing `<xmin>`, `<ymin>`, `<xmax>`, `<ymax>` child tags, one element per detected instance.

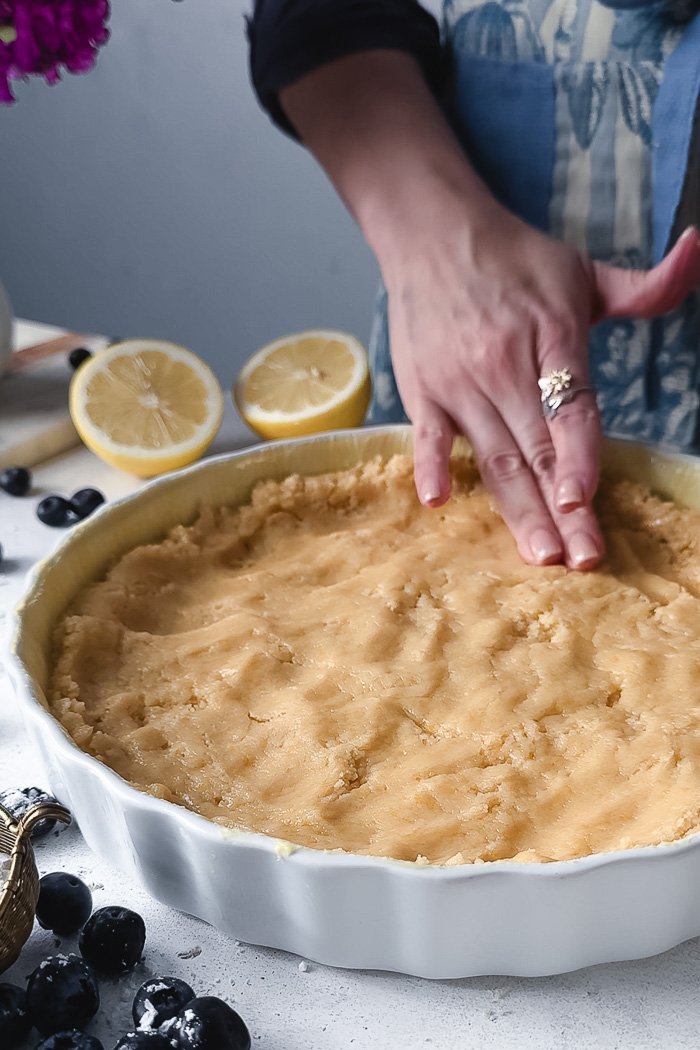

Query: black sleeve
<box><xmin>247</xmin><ymin>0</ymin><xmax>443</xmax><ymax>137</ymax></box>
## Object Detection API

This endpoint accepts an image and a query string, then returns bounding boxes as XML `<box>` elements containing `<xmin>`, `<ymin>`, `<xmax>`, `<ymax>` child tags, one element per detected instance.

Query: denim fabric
<box><xmin>368</xmin><ymin>1</ymin><xmax>700</xmax><ymax>449</ymax></box>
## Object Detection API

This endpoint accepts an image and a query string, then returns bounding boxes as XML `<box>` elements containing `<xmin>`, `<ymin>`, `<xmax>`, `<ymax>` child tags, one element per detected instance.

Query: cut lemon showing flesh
<box><xmin>69</xmin><ymin>339</ymin><xmax>224</xmax><ymax>477</ymax></box>
<box><xmin>234</xmin><ymin>330</ymin><xmax>371</xmax><ymax>440</ymax></box>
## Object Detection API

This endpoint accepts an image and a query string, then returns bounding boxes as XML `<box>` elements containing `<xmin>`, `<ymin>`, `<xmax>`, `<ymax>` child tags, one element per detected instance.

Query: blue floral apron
<box><xmin>368</xmin><ymin>0</ymin><xmax>700</xmax><ymax>449</ymax></box>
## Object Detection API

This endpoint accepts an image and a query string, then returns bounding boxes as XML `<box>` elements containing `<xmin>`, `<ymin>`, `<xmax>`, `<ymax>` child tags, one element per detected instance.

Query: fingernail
<box><xmin>568</xmin><ymin>531</ymin><xmax>601</xmax><ymax>567</ymax></box>
<box><xmin>530</xmin><ymin>529</ymin><xmax>562</xmax><ymax>563</ymax></box>
<box><xmin>680</xmin><ymin>225</ymin><xmax>700</xmax><ymax>249</ymax></box>
<box><xmin>557</xmin><ymin>478</ymin><xmax>584</xmax><ymax>511</ymax></box>
<box><xmin>422</xmin><ymin>490</ymin><xmax>447</xmax><ymax>508</ymax></box>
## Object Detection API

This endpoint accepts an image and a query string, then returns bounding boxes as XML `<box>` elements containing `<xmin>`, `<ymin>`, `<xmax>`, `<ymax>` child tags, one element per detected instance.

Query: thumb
<box><xmin>591</xmin><ymin>226</ymin><xmax>700</xmax><ymax>322</ymax></box>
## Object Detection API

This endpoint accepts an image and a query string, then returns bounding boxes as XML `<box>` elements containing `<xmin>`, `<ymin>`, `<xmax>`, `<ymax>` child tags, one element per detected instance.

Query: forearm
<box><xmin>279</xmin><ymin>46</ymin><xmax>700</xmax><ymax>573</ymax></box>
<box><xmin>279</xmin><ymin>50</ymin><xmax>502</xmax><ymax>269</ymax></box>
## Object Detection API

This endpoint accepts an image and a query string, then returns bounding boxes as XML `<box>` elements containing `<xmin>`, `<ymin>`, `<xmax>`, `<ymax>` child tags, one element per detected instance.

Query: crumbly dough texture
<box><xmin>48</xmin><ymin>455</ymin><xmax>700</xmax><ymax>864</ymax></box>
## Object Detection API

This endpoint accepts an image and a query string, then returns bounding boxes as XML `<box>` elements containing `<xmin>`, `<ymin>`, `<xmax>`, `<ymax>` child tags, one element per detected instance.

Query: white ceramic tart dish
<box><xmin>8</xmin><ymin>425</ymin><xmax>700</xmax><ymax>979</ymax></box>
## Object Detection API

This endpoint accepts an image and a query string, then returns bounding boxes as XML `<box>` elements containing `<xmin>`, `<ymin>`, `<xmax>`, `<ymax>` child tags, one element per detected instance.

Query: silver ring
<box><xmin>538</xmin><ymin>367</ymin><xmax>595</xmax><ymax>420</ymax></box>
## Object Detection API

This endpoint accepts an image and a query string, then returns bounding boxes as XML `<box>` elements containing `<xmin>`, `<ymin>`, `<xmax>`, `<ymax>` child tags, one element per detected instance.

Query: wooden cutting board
<box><xmin>0</xmin><ymin>320</ymin><xmax>108</xmax><ymax>471</ymax></box>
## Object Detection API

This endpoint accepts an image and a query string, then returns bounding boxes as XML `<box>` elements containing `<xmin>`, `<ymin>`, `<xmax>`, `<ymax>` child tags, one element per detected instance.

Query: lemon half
<box><xmin>234</xmin><ymin>330</ymin><xmax>371</xmax><ymax>440</ymax></box>
<box><xmin>69</xmin><ymin>339</ymin><xmax>224</xmax><ymax>477</ymax></box>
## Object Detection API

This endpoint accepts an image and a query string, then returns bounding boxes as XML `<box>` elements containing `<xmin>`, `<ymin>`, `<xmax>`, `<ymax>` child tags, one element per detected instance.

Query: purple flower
<box><xmin>0</xmin><ymin>0</ymin><xmax>111</xmax><ymax>103</ymax></box>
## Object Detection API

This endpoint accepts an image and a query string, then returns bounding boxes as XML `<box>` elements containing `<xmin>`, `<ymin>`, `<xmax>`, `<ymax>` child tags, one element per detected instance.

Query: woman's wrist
<box><xmin>361</xmin><ymin>161</ymin><xmax>508</xmax><ymax>284</ymax></box>
<box><xmin>279</xmin><ymin>49</ymin><xmax>504</xmax><ymax>271</ymax></box>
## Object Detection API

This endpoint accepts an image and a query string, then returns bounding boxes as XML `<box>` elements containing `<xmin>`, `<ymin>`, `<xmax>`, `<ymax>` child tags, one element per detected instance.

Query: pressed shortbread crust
<box><xmin>48</xmin><ymin>455</ymin><xmax>700</xmax><ymax>864</ymax></box>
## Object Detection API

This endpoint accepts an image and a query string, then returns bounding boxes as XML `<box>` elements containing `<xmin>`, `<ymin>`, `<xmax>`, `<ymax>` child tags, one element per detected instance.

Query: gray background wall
<box><xmin>0</xmin><ymin>0</ymin><xmax>442</xmax><ymax>384</ymax></box>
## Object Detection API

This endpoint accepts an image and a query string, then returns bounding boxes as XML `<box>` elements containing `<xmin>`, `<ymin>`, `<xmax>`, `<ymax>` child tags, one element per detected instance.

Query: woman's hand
<box><xmin>280</xmin><ymin>49</ymin><xmax>700</xmax><ymax>569</ymax></box>
<box><xmin>380</xmin><ymin>199</ymin><xmax>700</xmax><ymax>570</ymax></box>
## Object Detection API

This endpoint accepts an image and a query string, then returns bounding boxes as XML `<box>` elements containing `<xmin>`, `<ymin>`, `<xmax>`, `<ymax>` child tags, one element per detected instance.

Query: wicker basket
<box><xmin>0</xmin><ymin>800</ymin><xmax>72</xmax><ymax>973</ymax></box>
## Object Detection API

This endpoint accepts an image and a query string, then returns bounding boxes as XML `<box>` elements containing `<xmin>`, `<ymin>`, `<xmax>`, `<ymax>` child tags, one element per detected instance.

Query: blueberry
<box><xmin>0</xmin><ymin>786</ymin><xmax>64</xmax><ymax>838</ymax></box>
<box><xmin>0</xmin><ymin>466</ymin><xmax>31</xmax><ymax>496</ymax></box>
<box><xmin>68</xmin><ymin>348</ymin><xmax>93</xmax><ymax>371</ymax></box>
<box><xmin>36</xmin><ymin>1032</ymin><xmax>105</xmax><ymax>1050</ymax></box>
<box><xmin>169</xmin><ymin>997</ymin><xmax>251</xmax><ymax>1050</ymax></box>
<box><xmin>37</xmin><ymin>495</ymin><xmax>78</xmax><ymax>528</ymax></box>
<box><xmin>132</xmin><ymin>977</ymin><xmax>194</xmax><ymax>1030</ymax></box>
<box><xmin>155</xmin><ymin>1017</ymin><xmax>180</xmax><ymax>1044</ymax></box>
<box><xmin>79</xmin><ymin>906</ymin><xmax>146</xmax><ymax>975</ymax></box>
<box><xmin>37</xmin><ymin>872</ymin><xmax>93</xmax><ymax>935</ymax></box>
<box><xmin>113</xmin><ymin>1034</ymin><xmax>173</xmax><ymax>1049</ymax></box>
<box><xmin>0</xmin><ymin>983</ymin><xmax>31</xmax><ymax>1047</ymax></box>
<box><xmin>70</xmin><ymin>488</ymin><xmax>106</xmax><ymax>520</ymax></box>
<box><xmin>26</xmin><ymin>954</ymin><xmax>99</xmax><ymax>1036</ymax></box>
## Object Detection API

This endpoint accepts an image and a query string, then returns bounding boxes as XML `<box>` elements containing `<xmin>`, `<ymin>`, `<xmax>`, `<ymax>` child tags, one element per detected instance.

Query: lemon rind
<box><xmin>234</xmin><ymin>330</ymin><xmax>369</xmax><ymax>426</ymax></box>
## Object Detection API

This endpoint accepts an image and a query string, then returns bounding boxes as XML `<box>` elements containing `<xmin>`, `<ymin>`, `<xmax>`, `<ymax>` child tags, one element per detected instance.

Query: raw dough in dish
<box><xmin>48</xmin><ymin>455</ymin><xmax>700</xmax><ymax>864</ymax></box>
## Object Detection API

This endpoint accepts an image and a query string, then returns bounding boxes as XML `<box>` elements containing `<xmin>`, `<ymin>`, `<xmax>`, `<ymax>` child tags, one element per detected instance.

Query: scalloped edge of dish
<box><xmin>8</xmin><ymin>426</ymin><xmax>700</xmax><ymax>977</ymax></box>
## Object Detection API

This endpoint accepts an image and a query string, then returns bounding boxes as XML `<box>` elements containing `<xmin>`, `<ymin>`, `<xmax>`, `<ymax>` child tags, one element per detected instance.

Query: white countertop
<box><xmin>2</xmin><ymin>341</ymin><xmax>700</xmax><ymax>1049</ymax></box>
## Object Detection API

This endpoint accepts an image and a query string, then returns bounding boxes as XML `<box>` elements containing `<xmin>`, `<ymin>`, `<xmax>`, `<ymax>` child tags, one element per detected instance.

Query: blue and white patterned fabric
<box><xmin>368</xmin><ymin>0</ymin><xmax>700</xmax><ymax>449</ymax></box>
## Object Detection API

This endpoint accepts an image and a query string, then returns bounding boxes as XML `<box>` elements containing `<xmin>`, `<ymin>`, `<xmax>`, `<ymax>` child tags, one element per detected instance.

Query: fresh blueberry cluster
<box><xmin>0</xmin><ymin>790</ymin><xmax>252</xmax><ymax>1050</ymax></box>
<box><xmin>37</xmin><ymin>488</ymin><xmax>105</xmax><ymax>528</ymax></box>
<box><xmin>1</xmin><ymin>969</ymin><xmax>251</xmax><ymax>1049</ymax></box>
<box><xmin>0</xmin><ymin>457</ymin><xmax>105</xmax><ymax>532</ymax></box>
<box><xmin>118</xmin><ymin>984</ymin><xmax>251</xmax><ymax>1050</ymax></box>
<box><xmin>127</xmin><ymin>986</ymin><xmax>250</xmax><ymax>1045</ymax></box>
<box><xmin>158</xmin><ymin>996</ymin><xmax>251</xmax><ymax>1049</ymax></box>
